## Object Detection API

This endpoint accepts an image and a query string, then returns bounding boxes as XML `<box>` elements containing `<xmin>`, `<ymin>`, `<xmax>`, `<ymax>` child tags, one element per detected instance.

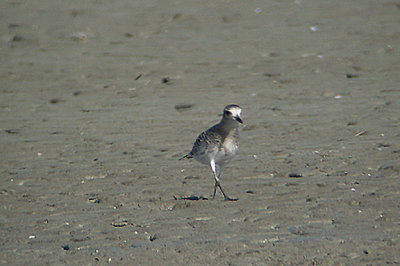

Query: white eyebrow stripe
<box><xmin>229</xmin><ymin>108</ymin><xmax>242</xmax><ymax>117</ymax></box>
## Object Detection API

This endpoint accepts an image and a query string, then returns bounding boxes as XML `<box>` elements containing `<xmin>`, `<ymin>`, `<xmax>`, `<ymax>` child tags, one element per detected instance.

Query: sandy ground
<box><xmin>1</xmin><ymin>0</ymin><xmax>400</xmax><ymax>264</ymax></box>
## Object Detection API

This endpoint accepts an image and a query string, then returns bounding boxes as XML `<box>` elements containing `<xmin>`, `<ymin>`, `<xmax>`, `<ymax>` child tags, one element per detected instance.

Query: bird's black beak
<box><xmin>235</xmin><ymin>117</ymin><xmax>243</xmax><ymax>124</ymax></box>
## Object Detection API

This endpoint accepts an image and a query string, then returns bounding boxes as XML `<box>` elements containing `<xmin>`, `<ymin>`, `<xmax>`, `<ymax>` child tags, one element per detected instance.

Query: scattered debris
<box><xmin>149</xmin><ymin>233</ymin><xmax>158</xmax><ymax>242</ymax></box>
<box><xmin>376</xmin><ymin>143</ymin><xmax>390</xmax><ymax>148</ymax></box>
<box><xmin>288</xmin><ymin>226</ymin><xmax>307</xmax><ymax>235</ymax></box>
<box><xmin>49</xmin><ymin>98</ymin><xmax>63</xmax><ymax>104</ymax></box>
<box><xmin>84</xmin><ymin>174</ymin><xmax>106</xmax><ymax>180</ymax></box>
<box><xmin>172</xmin><ymin>13</ymin><xmax>182</xmax><ymax>20</ymax></box>
<box><xmin>111</xmin><ymin>220</ymin><xmax>131</xmax><ymax>227</ymax></box>
<box><xmin>264</xmin><ymin>72</ymin><xmax>281</xmax><ymax>77</ymax></box>
<box><xmin>194</xmin><ymin>217</ymin><xmax>212</xmax><ymax>221</ymax></box>
<box><xmin>5</xmin><ymin>129</ymin><xmax>19</xmax><ymax>134</ymax></box>
<box><xmin>175</xmin><ymin>103</ymin><xmax>193</xmax><ymax>111</ymax></box>
<box><xmin>6</xmin><ymin>34</ymin><xmax>23</xmax><ymax>43</ymax></box>
<box><xmin>346</xmin><ymin>73</ymin><xmax>358</xmax><ymax>79</ymax></box>
<box><xmin>183</xmin><ymin>175</ymin><xmax>200</xmax><ymax>180</ymax></box>
<box><xmin>134</xmin><ymin>73</ymin><xmax>143</xmax><ymax>80</ymax></box>
<box><xmin>254</xmin><ymin>8</ymin><xmax>262</xmax><ymax>14</ymax></box>
<box><xmin>288</xmin><ymin>173</ymin><xmax>303</xmax><ymax>178</ymax></box>
<box><xmin>87</xmin><ymin>197</ymin><xmax>101</xmax><ymax>204</ymax></box>
<box><xmin>354</xmin><ymin>130</ymin><xmax>368</xmax><ymax>136</ymax></box>
<box><xmin>173</xmin><ymin>195</ymin><xmax>208</xmax><ymax>201</ymax></box>
<box><xmin>306</xmin><ymin>196</ymin><xmax>314</xmax><ymax>202</ymax></box>
<box><xmin>161</xmin><ymin>77</ymin><xmax>170</xmax><ymax>84</ymax></box>
<box><xmin>71</xmin><ymin>32</ymin><xmax>88</xmax><ymax>42</ymax></box>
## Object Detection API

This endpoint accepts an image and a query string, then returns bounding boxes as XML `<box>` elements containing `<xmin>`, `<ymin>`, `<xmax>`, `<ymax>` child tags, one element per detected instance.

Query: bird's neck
<box><xmin>219</xmin><ymin>118</ymin><xmax>239</xmax><ymax>132</ymax></box>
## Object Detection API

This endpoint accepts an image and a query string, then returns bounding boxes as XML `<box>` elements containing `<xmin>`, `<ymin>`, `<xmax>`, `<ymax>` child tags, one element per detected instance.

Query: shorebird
<box><xmin>180</xmin><ymin>104</ymin><xmax>243</xmax><ymax>201</ymax></box>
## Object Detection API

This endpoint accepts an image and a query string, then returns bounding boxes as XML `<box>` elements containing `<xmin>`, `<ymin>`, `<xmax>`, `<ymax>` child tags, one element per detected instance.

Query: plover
<box><xmin>180</xmin><ymin>104</ymin><xmax>243</xmax><ymax>201</ymax></box>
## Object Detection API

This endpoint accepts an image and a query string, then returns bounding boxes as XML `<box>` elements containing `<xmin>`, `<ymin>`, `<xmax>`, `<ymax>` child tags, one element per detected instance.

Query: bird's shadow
<box><xmin>173</xmin><ymin>195</ymin><xmax>209</xmax><ymax>201</ymax></box>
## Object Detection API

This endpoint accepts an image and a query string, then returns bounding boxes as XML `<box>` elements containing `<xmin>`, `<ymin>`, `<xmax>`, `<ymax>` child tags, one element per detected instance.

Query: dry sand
<box><xmin>1</xmin><ymin>0</ymin><xmax>400</xmax><ymax>264</ymax></box>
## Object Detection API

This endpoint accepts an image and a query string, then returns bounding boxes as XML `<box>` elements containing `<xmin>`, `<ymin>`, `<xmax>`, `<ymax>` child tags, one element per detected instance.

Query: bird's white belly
<box><xmin>215</xmin><ymin>138</ymin><xmax>238</xmax><ymax>164</ymax></box>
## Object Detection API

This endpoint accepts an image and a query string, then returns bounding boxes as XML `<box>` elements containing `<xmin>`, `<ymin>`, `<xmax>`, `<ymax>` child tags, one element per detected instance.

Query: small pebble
<box><xmin>346</xmin><ymin>73</ymin><xmax>358</xmax><ymax>79</ymax></box>
<box><xmin>149</xmin><ymin>234</ymin><xmax>157</xmax><ymax>241</ymax></box>
<box><xmin>71</xmin><ymin>32</ymin><xmax>88</xmax><ymax>41</ymax></box>
<box><xmin>49</xmin><ymin>98</ymin><xmax>62</xmax><ymax>104</ymax></box>
<box><xmin>288</xmin><ymin>173</ymin><xmax>302</xmax><ymax>178</ymax></box>
<box><xmin>175</xmin><ymin>103</ymin><xmax>193</xmax><ymax>111</ymax></box>
<box><xmin>5</xmin><ymin>129</ymin><xmax>19</xmax><ymax>134</ymax></box>
<box><xmin>161</xmin><ymin>77</ymin><xmax>170</xmax><ymax>84</ymax></box>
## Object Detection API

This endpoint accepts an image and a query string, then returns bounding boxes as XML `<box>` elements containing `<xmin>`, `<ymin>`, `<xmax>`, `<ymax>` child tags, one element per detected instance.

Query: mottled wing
<box><xmin>190</xmin><ymin>127</ymin><xmax>223</xmax><ymax>158</ymax></box>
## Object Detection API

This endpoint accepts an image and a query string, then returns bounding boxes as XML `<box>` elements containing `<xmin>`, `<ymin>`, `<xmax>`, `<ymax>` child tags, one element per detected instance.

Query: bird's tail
<box><xmin>179</xmin><ymin>153</ymin><xmax>193</xmax><ymax>160</ymax></box>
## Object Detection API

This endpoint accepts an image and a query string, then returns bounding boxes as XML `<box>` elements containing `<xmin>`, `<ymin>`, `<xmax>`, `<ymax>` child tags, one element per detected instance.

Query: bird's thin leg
<box><xmin>210</xmin><ymin>161</ymin><xmax>219</xmax><ymax>200</ymax></box>
<box><xmin>217</xmin><ymin>183</ymin><xmax>237</xmax><ymax>201</ymax></box>
<box><xmin>210</xmin><ymin>161</ymin><xmax>237</xmax><ymax>201</ymax></box>
<box><xmin>211</xmin><ymin>164</ymin><xmax>223</xmax><ymax>199</ymax></box>
<box><xmin>212</xmin><ymin>180</ymin><xmax>217</xmax><ymax>200</ymax></box>
<box><xmin>212</xmin><ymin>164</ymin><xmax>223</xmax><ymax>199</ymax></box>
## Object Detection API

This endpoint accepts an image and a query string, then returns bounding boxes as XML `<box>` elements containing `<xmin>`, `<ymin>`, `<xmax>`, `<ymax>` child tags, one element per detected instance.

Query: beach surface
<box><xmin>1</xmin><ymin>0</ymin><xmax>399</xmax><ymax>264</ymax></box>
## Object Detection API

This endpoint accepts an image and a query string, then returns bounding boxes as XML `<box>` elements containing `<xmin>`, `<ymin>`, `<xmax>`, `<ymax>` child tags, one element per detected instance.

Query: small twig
<box><xmin>134</xmin><ymin>73</ymin><xmax>143</xmax><ymax>80</ymax></box>
<box><xmin>354</xmin><ymin>130</ymin><xmax>368</xmax><ymax>136</ymax></box>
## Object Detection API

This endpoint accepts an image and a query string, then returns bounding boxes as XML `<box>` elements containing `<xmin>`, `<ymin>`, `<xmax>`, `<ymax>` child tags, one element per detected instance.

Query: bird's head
<box><xmin>223</xmin><ymin>104</ymin><xmax>243</xmax><ymax>124</ymax></box>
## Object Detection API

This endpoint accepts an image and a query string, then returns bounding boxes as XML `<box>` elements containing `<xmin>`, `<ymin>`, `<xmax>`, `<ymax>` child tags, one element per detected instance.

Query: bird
<box><xmin>180</xmin><ymin>104</ymin><xmax>243</xmax><ymax>201</ymax></box>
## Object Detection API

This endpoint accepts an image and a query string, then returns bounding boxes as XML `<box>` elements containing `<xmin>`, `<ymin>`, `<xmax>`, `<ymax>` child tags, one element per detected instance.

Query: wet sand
<box><xmin>1</xmin><ymin>0</ymin><xmax>399</xmax><ymax>264</ymax></box>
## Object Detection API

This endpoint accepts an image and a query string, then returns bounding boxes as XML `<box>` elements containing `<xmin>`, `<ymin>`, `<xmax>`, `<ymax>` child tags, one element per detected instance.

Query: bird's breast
<box><xmin>222</xmin><ymin>137</ymin><xmax>239</xmax><ymax>157</ymax></box>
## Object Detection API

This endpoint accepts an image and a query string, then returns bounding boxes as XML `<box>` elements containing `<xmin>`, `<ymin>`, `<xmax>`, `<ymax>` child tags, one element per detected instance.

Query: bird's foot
<box><xmin>224</xmin><ymin>196</ymin><xmax>238</xmax><ymax>201</ymax></box>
